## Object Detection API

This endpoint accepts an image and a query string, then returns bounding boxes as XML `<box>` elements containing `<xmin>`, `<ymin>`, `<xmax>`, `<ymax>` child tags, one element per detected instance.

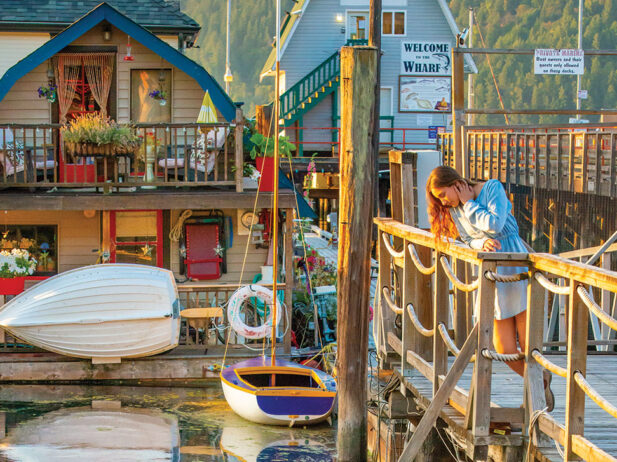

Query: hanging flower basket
<box><xmin>148</xmin><ymin>89</ymin><xmax>168</xmax><ymax>106</ymax></box>
<box><xmin>37</xmin><ymin>84</ymin><xmax>57</xmax><ymax>103</ymax></box>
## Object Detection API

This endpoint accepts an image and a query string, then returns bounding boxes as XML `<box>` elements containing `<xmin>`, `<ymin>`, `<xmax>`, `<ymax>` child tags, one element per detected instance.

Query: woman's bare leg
<box><xmin>493</xmin><ymin>315</ymin><xmax>525</xmax><ymax>377</ymax></box>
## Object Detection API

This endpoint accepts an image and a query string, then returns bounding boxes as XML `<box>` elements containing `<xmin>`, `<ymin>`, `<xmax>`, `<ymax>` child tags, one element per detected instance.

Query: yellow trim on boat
<box><xmin>220</xmin><ymin>374</ymin><xmax>336</xmax><ymax>398</ymax></box>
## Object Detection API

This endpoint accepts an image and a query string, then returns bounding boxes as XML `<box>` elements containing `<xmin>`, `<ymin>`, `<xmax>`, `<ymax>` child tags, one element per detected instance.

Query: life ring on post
<box><xmin>227</xmin><ymin>285</ymin><xmax>281</xmax><ymax>339</ymax></box>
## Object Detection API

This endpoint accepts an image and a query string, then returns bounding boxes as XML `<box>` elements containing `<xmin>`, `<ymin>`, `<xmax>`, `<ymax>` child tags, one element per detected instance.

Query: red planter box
<box><xmin>0</xmin><ymin>276</ymin><xmax>25</xmax><ymax>295</ymax></box>
<box><xmin>256</xmin><ymin>157</ymin><xmax>275</xmax><ymax>192</ymax></box>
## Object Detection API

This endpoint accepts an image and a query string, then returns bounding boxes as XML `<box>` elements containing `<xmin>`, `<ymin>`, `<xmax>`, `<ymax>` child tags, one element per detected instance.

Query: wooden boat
<box><xmin>221</xmin><ymin>356</ymin><xmax>337</xmax><ymax>426</ymax></box>
<box><xmin>0</xmin><ymin>264</ymin><xmax>180</xmax><ymax>362</ymax></box>
<box><xmin>0</xmin><ymin>406</ymin><xmax>179</xmax><ymax>461</ymax></box>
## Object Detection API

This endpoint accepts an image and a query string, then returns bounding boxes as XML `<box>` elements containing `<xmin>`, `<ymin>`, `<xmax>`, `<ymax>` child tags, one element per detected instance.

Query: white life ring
<box><xmin>227</xmin><ymin>285</ymin><xmax>281</xmax><ymax>339</ymax></box>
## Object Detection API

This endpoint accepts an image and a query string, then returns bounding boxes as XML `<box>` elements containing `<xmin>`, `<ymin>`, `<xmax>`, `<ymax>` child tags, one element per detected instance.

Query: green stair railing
<box><xmin>279</xmin><ymin>50</ymin><xmax>340</xmax><ymax>122</ymax></box>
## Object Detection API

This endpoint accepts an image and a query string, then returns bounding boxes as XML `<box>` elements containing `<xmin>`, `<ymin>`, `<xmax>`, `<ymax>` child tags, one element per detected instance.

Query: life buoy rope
<box><xmin>227</xmin><ymin>285</ymin><xmax>281</xmax><ymax>339</ymax></box>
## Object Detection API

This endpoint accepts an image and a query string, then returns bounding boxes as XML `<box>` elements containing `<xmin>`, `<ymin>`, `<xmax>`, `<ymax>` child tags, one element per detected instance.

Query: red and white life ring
<box><xmin>227</xmin><ymin>285</ymin><xmax>281</xmax><ymax>339</ymax></box>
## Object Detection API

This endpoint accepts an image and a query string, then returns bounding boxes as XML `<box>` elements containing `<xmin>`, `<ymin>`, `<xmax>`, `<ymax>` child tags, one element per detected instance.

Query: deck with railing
<box><xmin>0</xmin><ymin>122</ymin><xmax>243</xmax><ymax>192</ymax></box>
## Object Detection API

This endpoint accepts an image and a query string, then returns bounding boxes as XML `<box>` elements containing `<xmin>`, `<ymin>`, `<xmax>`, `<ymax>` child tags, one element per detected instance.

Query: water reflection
<box><xmin>0</xmin><ymin>384</ymin><xmax>336</xmax><ymax>462</ymax></box>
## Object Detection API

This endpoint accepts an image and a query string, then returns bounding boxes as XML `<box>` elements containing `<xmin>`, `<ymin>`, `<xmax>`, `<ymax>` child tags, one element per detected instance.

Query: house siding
<box><xmin>279</xmin><ymin>0</ymin><xmax>461</xmax><ymax>150</ymax></box>
<box><xmin>0</xmin><ymin>33</ymin><xmax>50</xmax><ymax>79</ymax></box>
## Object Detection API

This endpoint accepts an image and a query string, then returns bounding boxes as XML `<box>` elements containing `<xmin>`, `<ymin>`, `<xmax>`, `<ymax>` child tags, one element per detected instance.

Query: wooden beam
<box><xmin>337</xmin><ymin>45</ymin><xmax>378</xmax><ymax>462</ymax></box>
<box><xmin>0</xmin><ymin>191</ymin><xmax>297</xmax><ymax>211</ymax></box>
<box><xmin>235</xmin><ymin>107</ymin><xmax>244</xmax><ymax>192</ymax></box>
<box><xmin>452</xmin><ymin>47</ymin><xmax>466</xmax><ymax>175</ymax></box>
<box><xmin>397</xmin><ymin>324</ymin><xmax>478</xmax><ymax>461</ymax></box>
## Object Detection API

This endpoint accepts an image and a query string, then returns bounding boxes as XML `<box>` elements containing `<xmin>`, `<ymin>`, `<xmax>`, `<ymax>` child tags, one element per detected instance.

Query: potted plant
<box><xmin>37</xmin><ymin>83</ymin><xmax>57</xmax><ymax>103</ymax></box>
<box><xmin>148</xmin><ymin>89</ymin><xmax>168</xmax><ymax>106</ymax></box>
<box><xmin>249</xmin><ymin>133</ymin><xmax>296</xmax><ymax>192</ymax></box>
<box><xmin>232</xmin><ymin>162</ymin><xmax>261</xmax><ymax>189</ymax></box>
<box><xmin>0</xmin><ymin>249</ymin><xmax>37</xmax><ymax>295</ymax></box>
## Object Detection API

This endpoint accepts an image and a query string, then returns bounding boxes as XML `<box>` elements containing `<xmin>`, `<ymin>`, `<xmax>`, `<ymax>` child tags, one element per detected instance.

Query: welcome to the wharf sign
<box><xmin>401</xmin><ymin>41</ymin><xmax>451</xmax><ymax>75</ymax></box>
<box><xmin>534</xmin><ymin>49</ymin><xmax>584</xmax><ymax>75</ymax></box>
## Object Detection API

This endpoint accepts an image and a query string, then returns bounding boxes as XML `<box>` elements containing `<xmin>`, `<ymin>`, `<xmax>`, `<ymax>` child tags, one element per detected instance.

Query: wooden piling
<box><xmin>452</xmin><ymin>46</ymin><xmax>466</xmax><ymax>176</ymax></box>
<box><xmin>337</xmin><ymin>45</ymin><xmax>378</xmax><ymax>462</ymax></box>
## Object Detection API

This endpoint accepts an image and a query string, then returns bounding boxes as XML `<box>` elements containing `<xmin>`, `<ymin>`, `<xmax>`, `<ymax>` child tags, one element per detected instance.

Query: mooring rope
<box><xmin>577</xmin><ymin>285</ymin><xmax>617</xmax><ymax>332</ymax></box>
<box><xmin>407</xmin><ymin>243</ymin><xmax>436</xmax><ymax>275</ymax></box>
<box><xmin>574</xmin><ymin>371</ymin><xmax>617</xmax><ymax>419</ymax></box>
<box><xmin>481</xmin><ymin>348</ymin><xmax>525</xmax><ymax>362</ymax></box>
<box><xmin>437</xmin><ymin>322</ymin><xmax>475</xmax><ymax>362</ymax></box>
<box><xmin>439</xmin><ymin>256</ymin><xmax>480</xmax><ymax>292</ymax></box>
<box><xmin>381</xmin><ymin>232</ymin><xmax>405</xmax><ymax>258</ymax></box>
<box><xmin>484</xmin><ymin>270</ymin><xmax>529</xmax><ymax>283</ymax></box>
<box><xmin>531</xmin><ymin>349</ymin><xmax>567</xmax><ymax>378</ymax></box>
<box><xmin>534</xmin><ymin>272</ymin><xmax>570</xmax><ymax>295</ymax></box>
<box><xmin>381</xmin><ymin>286</ymin><xmax>404</xmax><ymax>315</ymax></box>
<box><xmin>407</xmin><ymin>302</ymin><xmax>434</xmax><ymax>337</ymax></box>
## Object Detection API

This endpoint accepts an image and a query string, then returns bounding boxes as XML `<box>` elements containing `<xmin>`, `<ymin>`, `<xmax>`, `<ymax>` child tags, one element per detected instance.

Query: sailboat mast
<box><xmin>270</xmin><ymin>0</ymin><xmax>281</xmax><ymax>366</ymax></box>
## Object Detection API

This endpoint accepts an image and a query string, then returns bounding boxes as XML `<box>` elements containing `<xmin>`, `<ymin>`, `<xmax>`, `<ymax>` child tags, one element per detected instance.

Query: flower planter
<box><xmin>256</xmin><ymin>157</ymin><xmax>275</xmax><ymax>192</ymax></box>
<box><xmin>0</xmin><ymin>276</ymin><xmax>25</xmax><ymax>295</ymax></box>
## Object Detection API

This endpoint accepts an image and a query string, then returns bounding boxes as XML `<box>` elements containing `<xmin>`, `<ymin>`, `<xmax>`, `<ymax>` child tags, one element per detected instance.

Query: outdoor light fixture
<box><xmin>335</xmin><ymin>13</ymin><xmax>344</xmax><ymax>22</ymax></box>
<box><xmin>102</xmin><ymin>26</ymin><xmax>111</xmax><ymax>41</ymax></box>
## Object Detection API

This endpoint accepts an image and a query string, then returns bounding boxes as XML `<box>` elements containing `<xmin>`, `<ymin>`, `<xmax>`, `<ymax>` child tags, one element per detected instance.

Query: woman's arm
<box><xmin>462</xmin><ymin>180</ymin><xmax>511</xmax><ymax>233</ymax></box>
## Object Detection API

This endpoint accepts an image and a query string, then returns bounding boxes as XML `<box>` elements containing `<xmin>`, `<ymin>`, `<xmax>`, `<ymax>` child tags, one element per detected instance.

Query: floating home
<box><xmin>260</xmin><ymin>0</ymin><xmax>477</xmax><ymax>156</ymax></box>
<box><xmin>0</xmin><ymin>1</ymin><xmax>305</xmax><ymax>362</ymax></box>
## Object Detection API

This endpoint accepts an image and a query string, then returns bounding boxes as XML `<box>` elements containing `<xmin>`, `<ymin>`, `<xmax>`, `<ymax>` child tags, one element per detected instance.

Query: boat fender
<box><xmin>227</xmin><ymin>284</ymin><xmax>281</xmax><ymax>338</ymax></box>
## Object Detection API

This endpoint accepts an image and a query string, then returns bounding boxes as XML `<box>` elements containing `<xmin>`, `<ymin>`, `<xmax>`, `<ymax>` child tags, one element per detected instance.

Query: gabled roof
<box><xmin>260</xmin><ymin>0</ymin><xmax>477</xmax><ymax>79</ymax></box>
<box><xmin>0</xmin><ymin>0</ymin><xmax>199</xmax><ymax>34</ymax></box>
<box><xmin>0</xmin><ymin>2</ymin><xmax>236</xmax><ymax>122</ymax></box>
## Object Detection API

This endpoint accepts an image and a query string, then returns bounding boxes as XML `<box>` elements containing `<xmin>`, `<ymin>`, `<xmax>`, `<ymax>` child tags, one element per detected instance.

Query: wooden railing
<box><xmin>438</xmin><ymin>127</ymin><xmax>617</xmax><ymax>197</ymax></box>
<box><xmin>0</xmin><ymin>122</ymin><xmax>243</xmax><ymax>191</ymax></box>
<box><xmin>375</xmin><ymin>217</ymin><xmax>617</xmax><ymax>461</ymax></box>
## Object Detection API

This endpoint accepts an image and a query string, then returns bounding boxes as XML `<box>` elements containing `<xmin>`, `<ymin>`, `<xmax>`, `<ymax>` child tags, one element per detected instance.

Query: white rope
<box><xmin>439</xmin><ymin>256</ymin><xmax>480</xmax><ymax>292</ymax></box>
<box><xmin>534</xmin><ymin>272</ymin><xmax>570</xmax><ymax>295</ymax></box>
<box><xmin>407</xmin><ymin>243</ymin><xmax>436</xmax><ymax>275</ymax></box>
<box><xmin>437</xmin><ymin>322</ymin><xmax>475</xmax><ymax>362</ymax></box>
<box><xmin>406</xmin><ymin>301</ymin><xmax>434</xmax><ymax>337</ymax></box>
<box><xmin>531</xmin><ymin>349</ymin><xmax>567</xmax><ymax>378</ymax></box>
<box><xmin>480</xmin><ymin>348</ymin><xmax>524</xmax><ymax>362</ymax></box>
<box><xmin>577</xmin><ymin>285</ymin><xmax>617</xmax><ymax>332</ymax></box>
<box><xmin>574</xmin><ymin>371</ymin><xmax>617</xmax><ymax>419</ymax></box>
<box><xmin>484</xmin><ymin>270</ymin><xmax>528</xmax><ymax>283</ymax></box>
<box><xmin>381</xmin><ymin>232</ymin><xmax>405</xmax><ymax>258</ymax></box>
<box><xmin>381</xmin><ymin>286</ymin><xmax>404</xmax><ymax>315</ymax></box>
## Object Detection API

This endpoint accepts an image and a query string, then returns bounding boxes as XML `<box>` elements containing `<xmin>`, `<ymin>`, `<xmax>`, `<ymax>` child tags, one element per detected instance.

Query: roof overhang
<box><xmin>0</xmin><ymin>2</ymin><xmax>236</xmax><ymax>122</ymax></box>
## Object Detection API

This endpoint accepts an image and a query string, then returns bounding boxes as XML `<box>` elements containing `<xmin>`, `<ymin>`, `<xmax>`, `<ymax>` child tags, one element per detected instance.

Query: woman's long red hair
<box><xmin>426</xmin><ymin>166</ymin><xmax>473</xmax><ymax>242</ymax></box>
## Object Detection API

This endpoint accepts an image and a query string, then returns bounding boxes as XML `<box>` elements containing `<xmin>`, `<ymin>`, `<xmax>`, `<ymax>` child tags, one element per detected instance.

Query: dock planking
<box><xmin>396</xmin><ymin>354</ymin><xmax>617</xmax><ymax>460</ymax></box>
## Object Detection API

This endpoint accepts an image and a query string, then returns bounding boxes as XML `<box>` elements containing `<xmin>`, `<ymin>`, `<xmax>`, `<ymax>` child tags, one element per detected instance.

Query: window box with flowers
<box><xmin>0</xmin><ymin>249</ymin><xmax>37</xmax><ymax>295</ymax></box>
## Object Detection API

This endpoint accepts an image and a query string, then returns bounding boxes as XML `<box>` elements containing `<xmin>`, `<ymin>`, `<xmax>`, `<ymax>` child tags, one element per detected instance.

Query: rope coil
<box><xmin>407</xmin><ymin>302</ymin><xmax>434</xmax><ymax>337</ymax></box>
<box><xmin>574</xmin><ymin>371</ymin><xmax>617</xmax><ymax>419</ymax></box>
<box><xmin>381</xmin><ymin>233</ymin><xmax>405</xmax><ymax>258</ymax></box>
<box><xmin>484</xmin><ymin>270</ymin><xmax>529</xmax><ymax>283</ymax></box>
<box><xmin>381</xmin><ymin>286</ymin><xmax>404</xmax><ymax>315</ymax></box>
<box><xmin>407</xmin><ymin>243</ymin><xmax>436</xmax><ymax>275</ymax></box>
<box><xmin>577</xmin><ymin>285</ymin><xmax>617</xmax><ymax>332</ymax></box>
<box><xmin>437</xmin><ymin>322</ymin><xmax>475</xmax><ymax>362</ymax></box>
<box><xmin>481</xmin><ymin>348</ymin><xmax>525</xmax><ymax>362</ymax></box>
<box><xmin>531</xmin><ymin>349</ymin><xmax>567</xmax><ymax>378</ymax></box>
<box><xmin>439</xmin><ymin>256</ymin><xmax>480</xmax><ymax>292</ymax></box>
<box><xmin>534</xmin><ymin>272</ymin><xmax>570</xmax><ymax>295</ymax></box>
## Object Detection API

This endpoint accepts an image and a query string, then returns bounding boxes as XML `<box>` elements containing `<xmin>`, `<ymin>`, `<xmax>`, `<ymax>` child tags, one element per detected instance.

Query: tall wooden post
<box><xmin>235</xmin><ymin>107</ymin><xmax>244</xmax><ymax>192</ymax></box>
<box><xmin>369</xmin><ymin>0</ymin><xmax>382</xmax><ymax>221</ymax></box>
<box><xmin>101</xmin><ymin>210</ymin><xmax>111</xmax><ymax>263</ymax></box>
<box><xmin>452</xmin><ymin>45</ymin><xmax>466</xmax><ymax>176</ymax></box>
<box><xmin>337</xmin><ymin>45</ymin><xmax>378</xmax><ymax>462</ymax></box>
<box><xmin>255</xmin><ymin>104</ymin><xmax>274</xmax><ymax>137</ymax></box>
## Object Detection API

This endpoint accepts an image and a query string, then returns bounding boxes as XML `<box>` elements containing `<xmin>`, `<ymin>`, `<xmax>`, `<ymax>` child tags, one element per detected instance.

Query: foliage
<box><xmin>37</xmin><ymin>84</ymin><xmax>57</xmax><ymax>103</ymax></box>
<box><xmin>62</xmin><ymin>113</ymin><xmax>141</xmax><ymax>153</ymax></box>
<box><xmin>448</xmin><ymin>0</ymin><xmax>617</xmax><ymax>124</ymax></box>
<box><xmin>148</xmin><ymin>89</ymin><xmax>168</xmax><ymax>101</ymax></box>
<box><xmin>0</xmin><ymin>249</ymin><xmax>37</xmax><ymax>278</ymax></box>
<box><xmin>181</xmin><ymin>0</ymin><xmax>296</xmax><ymax>116</ymax></box>
<box><xmin>248</xmin><ymin>133</ymin><xmax>296</xmax><ymax>159</ymax></box>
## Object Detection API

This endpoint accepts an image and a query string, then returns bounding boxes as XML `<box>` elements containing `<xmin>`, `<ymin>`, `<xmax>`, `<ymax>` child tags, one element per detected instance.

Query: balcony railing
<box><xmin>0</xmin><ymin>122</ymin><xmax>243</xmax><ymax>191</ymax></box>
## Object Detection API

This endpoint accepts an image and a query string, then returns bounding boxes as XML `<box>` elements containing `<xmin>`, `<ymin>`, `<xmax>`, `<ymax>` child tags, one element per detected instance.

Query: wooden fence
<box><xmin>439</xmin><ymin>128</ymin><xmax>617</xmax><ymax>197</ymax></box>
<box><xmin>375</xmin><ymin>217</ymin><xmax>617</xmax><ymax>461</ymax></box>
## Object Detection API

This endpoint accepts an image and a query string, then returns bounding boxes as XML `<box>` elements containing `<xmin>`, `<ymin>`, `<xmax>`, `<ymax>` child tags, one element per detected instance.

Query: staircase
<box><xmin>279</xmin><ymin>50</ymin><xmax>340</xmax><ymax>125</ymax></box>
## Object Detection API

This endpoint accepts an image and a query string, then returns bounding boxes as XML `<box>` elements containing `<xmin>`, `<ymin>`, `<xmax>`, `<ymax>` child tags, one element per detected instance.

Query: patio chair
<box><xmin>0</xmin><ymin>131</ymin><xmax>55</xmax><ymax>183</ymax></box>
<box><xmin>158</xmin><ymin>126</ymin><xmax>228</xmax><ymax>181</ymax></box>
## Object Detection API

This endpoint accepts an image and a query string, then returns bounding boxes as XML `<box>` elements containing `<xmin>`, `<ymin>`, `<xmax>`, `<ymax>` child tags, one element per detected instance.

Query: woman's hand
<box><xmin>455</xmin><ymin>182</ymin><xmax>474</xmax><ymax>204</ymax></box>
<box><xmin>482</xmin><ymin>238</ymin><xmax>502</xmax><ymax>252</ymax></box>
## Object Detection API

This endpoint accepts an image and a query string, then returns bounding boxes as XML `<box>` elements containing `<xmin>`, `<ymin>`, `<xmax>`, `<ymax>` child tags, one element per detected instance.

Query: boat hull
<box><xmin>0</xmin><ymin>264</ymin><xmax>180</xmax><ymax>359</ymax></box>
<box><xmin>221</xmin><ymin>357</ymin><xmax>337</xmax><ymax>426</ymax></box>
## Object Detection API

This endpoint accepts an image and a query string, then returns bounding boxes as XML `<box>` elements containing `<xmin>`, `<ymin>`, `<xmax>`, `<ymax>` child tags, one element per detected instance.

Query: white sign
<box><xmin>399</xmin><ymin>76</ymin><xmax>451</xmax><ymax>112</ymax></box>
<box><xmin>569</xmin><ymin>118</ymin><xmax>590</xmax><ymax>124</ymax></box>
<box><xmin>401</xmin><ymin>41</ymin><xmax>451</xmax><ymax>75</ymax></box>
<box><xmin>578</xmin><ymin>90</ymin><xmax>588</xmax><ymax>99</ymax></box>
<box><xmin>534</xmin><ymin>49</ymin><xmax>584</xmax><ymax>75</ymax></box>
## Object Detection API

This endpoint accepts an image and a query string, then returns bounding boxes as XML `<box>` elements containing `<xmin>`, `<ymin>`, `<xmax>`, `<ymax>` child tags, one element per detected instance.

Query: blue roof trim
<box><xmin>0</xmin><ymin>2</ymin><xmax>236</xmax><ymax>122</ymax></box>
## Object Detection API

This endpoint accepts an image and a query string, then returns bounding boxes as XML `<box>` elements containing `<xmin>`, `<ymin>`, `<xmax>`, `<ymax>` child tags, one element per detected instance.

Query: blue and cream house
<box><xmin>260</xmin><ymin>0</ymin><xmax>476</xmax><ymax>155</ymax></box>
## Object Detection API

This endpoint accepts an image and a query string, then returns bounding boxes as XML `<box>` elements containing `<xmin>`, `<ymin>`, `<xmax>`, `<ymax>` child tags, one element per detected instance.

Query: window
<box><xmin>110</xmin><ymin>211</ymin><xmax>163</xmax><ymax>267</ymax></box>
<box><xmin>0</xmin><ymin>225</ymin><xmax>58</xmax><ymax>275</ymax></box>
<box><xmin>382</xmin><ymin>11</ymin><xmax>406</xmax><ymax>36</ymax></box>
<box><xmin>347</xmin><ymin>12</ymin><xmax>368</xmax><ymax>40</ymax></box>
<box><xmin>130</xmin><ymin>69</ymin><xmax>172</xmax><ymax>123</ymax></box>
<box><xmin>380</xmin><ymin>87</ymin><xmax>393</xmax><ymax>116</ymax></box>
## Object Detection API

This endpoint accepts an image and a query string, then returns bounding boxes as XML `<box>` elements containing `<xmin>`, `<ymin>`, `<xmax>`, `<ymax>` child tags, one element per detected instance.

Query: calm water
<box><xmin>0</xmin><ymin>384</ymin><xmax>336</xmax><ymax>461</ymax></box>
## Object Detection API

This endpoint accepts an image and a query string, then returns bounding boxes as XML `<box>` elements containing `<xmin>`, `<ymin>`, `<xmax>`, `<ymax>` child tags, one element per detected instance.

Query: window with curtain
<box><xmin>130</xmin><ymin>69</ymin><xmax>172</xmax><ymax>123</ymax></box>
